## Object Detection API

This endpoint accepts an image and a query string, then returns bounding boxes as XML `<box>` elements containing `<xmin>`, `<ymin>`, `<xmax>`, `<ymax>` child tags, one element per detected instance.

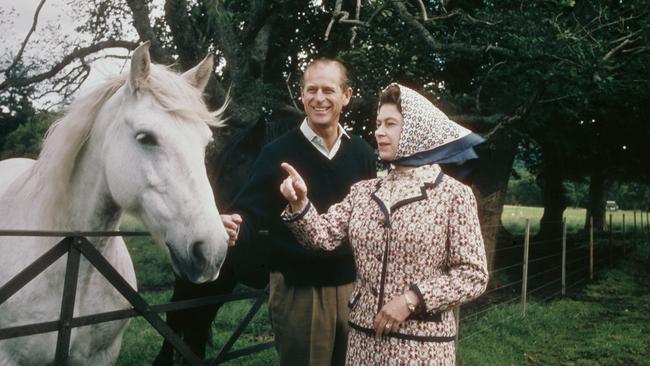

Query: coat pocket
<box><xmin>348</xmin><ymin>289</ymin><xmax>362</xmax><ymax>310</ymax></box>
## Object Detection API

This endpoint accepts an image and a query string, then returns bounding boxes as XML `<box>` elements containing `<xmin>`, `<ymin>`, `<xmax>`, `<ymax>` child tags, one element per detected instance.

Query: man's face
<box><xmin>301</xmin><ymin>63</ymin><xmax>352</xmax><ymax>128</ymax></box>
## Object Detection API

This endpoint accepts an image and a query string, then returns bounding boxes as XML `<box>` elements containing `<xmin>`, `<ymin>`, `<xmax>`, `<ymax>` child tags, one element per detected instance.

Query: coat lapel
<box><xmin>371</xmin><ymin>165</ymin><xmax>444</xmax><ymax>219</ymax></box>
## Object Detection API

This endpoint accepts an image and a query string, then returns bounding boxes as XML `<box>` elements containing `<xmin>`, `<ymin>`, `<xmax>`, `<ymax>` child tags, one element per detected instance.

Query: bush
<box><xmin>1</xmin><ymin>111</ymin><xmax>57</xmax><ymax>159</ymax></box>
<box><xmin>505</xmin><ymin>170</ymin><xmax>542</xmax><ymax>206</ymax></box>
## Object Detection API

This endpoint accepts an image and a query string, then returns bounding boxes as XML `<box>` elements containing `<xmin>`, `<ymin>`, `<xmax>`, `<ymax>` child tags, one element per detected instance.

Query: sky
<box><xmin>0</xmin><ymin>0</ymin><xmax>132</xmax><ymax>107</ymax></box>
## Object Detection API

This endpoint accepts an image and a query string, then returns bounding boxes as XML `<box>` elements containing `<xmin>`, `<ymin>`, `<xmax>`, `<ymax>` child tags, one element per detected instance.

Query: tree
<box><xmin>0</xmin><ymin>63</ymin><xmax>39</xmax><ymax>157</ymax></box>
<box><xmin>1</xmin><ymin>111</ymin><xmax>57</xmax><ymax>159</ymax></box>
<box><xmin>2</xmin><ymin>0</ymin><xmax>649</xmax><ymax>275</ymax></box>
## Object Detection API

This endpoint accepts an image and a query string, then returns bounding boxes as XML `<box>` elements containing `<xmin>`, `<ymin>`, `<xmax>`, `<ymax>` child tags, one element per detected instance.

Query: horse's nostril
<box><xmin>191</xmin><ymin>240</ymin><xmax>207</xmax><ymax>265</ymax></box>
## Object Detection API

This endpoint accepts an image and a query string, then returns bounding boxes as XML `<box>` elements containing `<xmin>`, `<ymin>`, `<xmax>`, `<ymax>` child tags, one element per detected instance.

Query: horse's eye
<box><xmin>135</xmin><ymin>132</ymin><xmax>158</xmax><ymax>146</ymax></box>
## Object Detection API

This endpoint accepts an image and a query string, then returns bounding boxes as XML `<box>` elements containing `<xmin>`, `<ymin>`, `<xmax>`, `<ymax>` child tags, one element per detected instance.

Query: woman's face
<box><xmin>375</xmin><ymin>103</ymin><xmax>404</xmax><ymax>161</ymax></box>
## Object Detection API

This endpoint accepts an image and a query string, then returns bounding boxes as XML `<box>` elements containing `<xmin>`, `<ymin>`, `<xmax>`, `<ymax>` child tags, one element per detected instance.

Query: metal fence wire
<box><xmin>456</xmin><ymin>211</ymin><xmax>645</xmax><ymax>347</ymax></box>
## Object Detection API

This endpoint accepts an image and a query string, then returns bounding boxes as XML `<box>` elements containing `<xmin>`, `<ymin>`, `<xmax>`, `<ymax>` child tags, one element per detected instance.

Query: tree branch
<box><xmin>415</xmin><ymin>0</ymin><xmax>428</xmax><ymax>21</ymax></box>
<box><xmin>349</xmin><ymin>0</ymin><xmax>362</xmax><ymax>45</ymax></box>
<box><xmin>212</xmin><ymin>1</ymin><xmax>240</xmax><ymax>70</ymax></box>
<box><xmin>483</xmin><ymin>87</ymin><xmax>542</xmax><ymax>140</ymax></box>
<box><xmin>2</xmin><ymin>0</ymin><xmax>47</xmax><ymax>76</ymax></box>
<box><xmin>285</xmin><ymin>72</ymin><xmax>299</xmax><ymax>111</ymax></box>
<box><xmin>84</xmin><ymin>54</ymin><xmax>131</xmax><ymax>64</ymax></box>
<box><xmin>425</xmin><ymin>10</ymin><xmax>460</xmax><ymax>22</ymax></box>
<box><xmin>0</xmin><ymin>40</ymin><xmax>139</xmax><ymax>91</ymax></box>
<box><xmin>389</xmin><ymin>0</ymin><xmax>514</xmax><ymax>58</ymax></box>
<box><xmin>476</xmin><ymin>61</ymin><xmax>506</xmax><ymax>112</ymax></box>
<box><xmin>466</xmin><ymin>14</ymin><xmax>501</xmax><ymax>26</ymax></box>
<box><xmin>125</xmin><ymin>0</ymin><xmax>171</xmax><ymax>63</ymax></box>
<box><xmin>602</xmin><ymin>39</ymin><xmax>632</xmax><ymax>61</ymax></box>
<box><xmin>451</xmin><ymin>113</ymin><xmax>505</xmax><ymax>128</ymax></box>
<box><xmin>165</xmin><ymin>0</ymin><xmax>200</xmax><ymax>69</ymax></box>
<box><xmin>366</xmin><ymin>3</ymin><xmax>387</xmax><ymax>25</ymax></box>
<box><xmin>325</xmin><ymin>0</ymin><xmax>344</xmax><ymax>41</ymax></box>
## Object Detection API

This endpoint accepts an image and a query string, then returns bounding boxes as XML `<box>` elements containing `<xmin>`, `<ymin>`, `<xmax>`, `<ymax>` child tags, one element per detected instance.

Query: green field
<box><xmin>115</xmin><ymin>210</ymin><xmax>649</xmax><ymax>365</ymax></box>
<box><xmin>457</xmin><ymin>244</ymin><xmax>650</xmax><ymax>366</ymax></box>
<box><xmin>502</xmin><ymin>205</ymin><xmax>647</xmax><ymax>235</ymax></box>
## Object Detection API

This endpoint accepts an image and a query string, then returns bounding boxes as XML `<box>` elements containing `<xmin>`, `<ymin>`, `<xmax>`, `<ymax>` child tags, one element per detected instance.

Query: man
<box><xmin>225</xmin><ymin>58</ymin><xmax>376</xmax><ymax>365</ymax></box>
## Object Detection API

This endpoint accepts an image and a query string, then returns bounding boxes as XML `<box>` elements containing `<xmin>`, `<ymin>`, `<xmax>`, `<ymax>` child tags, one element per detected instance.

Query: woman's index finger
<box><xmin>281</xmin><ymin>162</ymin><xmax>302</xmax><ymax>180</ymax></box>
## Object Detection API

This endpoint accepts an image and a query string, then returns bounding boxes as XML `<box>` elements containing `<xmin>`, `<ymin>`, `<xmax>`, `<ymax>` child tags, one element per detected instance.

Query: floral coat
<box><xmin>283</xmin><ymin>164</ymin><xmax>488</xmax><ymax>343</ymax></box>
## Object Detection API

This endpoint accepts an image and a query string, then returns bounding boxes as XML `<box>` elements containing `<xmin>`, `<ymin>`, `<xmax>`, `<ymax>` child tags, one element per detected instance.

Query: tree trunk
<box><xmin>537</xmin><ymin>150</ymin><xmax>567</xmax><ymax>250</ymax></box>
<box><xmin>470</xmin><ymin>134</ymin><xmax>518</xmax><ymax>277</ymax></box>
<box><xmin>585</xmin><ymin>166</ymin><xmax>608</xmax><ymax>232</ymax></box>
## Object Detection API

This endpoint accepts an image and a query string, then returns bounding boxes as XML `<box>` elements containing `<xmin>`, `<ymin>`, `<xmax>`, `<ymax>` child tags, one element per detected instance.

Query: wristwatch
<box><xmin>403</xmin><ymin>293</ymin><xmax>417</xmax><ymax>313</ymax></box>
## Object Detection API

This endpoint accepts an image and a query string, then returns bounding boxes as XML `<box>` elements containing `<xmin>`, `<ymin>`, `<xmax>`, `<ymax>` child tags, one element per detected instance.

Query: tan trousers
<box><xmin>268</xmin><ymin>271</ymin><xmax>353</xmax><ymax>366</ymax></box>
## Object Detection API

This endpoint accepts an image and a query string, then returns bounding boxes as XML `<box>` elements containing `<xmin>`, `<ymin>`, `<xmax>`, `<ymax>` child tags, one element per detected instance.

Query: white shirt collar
<box><xmin>299</xmin><ymin>118</ymin><xmax>350</xmax><ymax>160</ymax></box>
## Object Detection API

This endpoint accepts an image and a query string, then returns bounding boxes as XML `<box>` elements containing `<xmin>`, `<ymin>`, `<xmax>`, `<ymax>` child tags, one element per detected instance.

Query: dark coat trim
<box><xmin>410</xmin><ymin>283</ymin><xmax>427</xmax><ymax>313</ymax></box>
<box><xmin>390</xmin><ymin>185</ymin><xmax>428</xmax><ymax>213</ymax></box>
<box><xmin>371</xmin><ymin>182</ymin><xmax>391</xmax><ymax>228</ymax></box>
<box><xmin>282</xmin><ymin>201</ymin><xmax>312</xmax><ymax>223</ymax></box>
<box><xmin>407</xmin><ymin>284</ymin><xmax>446</xmax><ymax>322</ymax></box>
<box><xmin>376</xmin><ymin>171</ymin><xmax>446</xmax><ymax>216</ymax></box>
<box><xmin>348</xmin><ymin>322</ymin><xmax>455</xmax><ymax>343</ymax></box>
<box><xmin>348</xmin><ymin>290</ymin><xmax>362</xmax><ymax>309</ymax></box>
<box><xmin>377</xmin><ymin>227</ymin><xmax>391</xmax><ymax>312</ymax></box>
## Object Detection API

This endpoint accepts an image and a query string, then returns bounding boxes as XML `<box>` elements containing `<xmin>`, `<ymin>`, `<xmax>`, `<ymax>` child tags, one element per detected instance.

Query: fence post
<box><xmin>609</xmin><ymin>214</ymin><xmax>613</xmax><ymax>267</ymax></box>
<box><xmin>54</xmin><ymin>238</ymin><xmax>82</xmax><ymax>365</ymax></box>
<box><xmin>589</xmin><ymin>216</ymin><xmax>594</xmax><ymax>280</ymax></box>
<box><xmin>522</xmin><ymin>219</ymin><xmax>530</xmax><ymax>315</ymax></box>
<box><xmin>561</xmin><ymin>218</ymin><xmax>567</xmax><ymax>296</ymax></box>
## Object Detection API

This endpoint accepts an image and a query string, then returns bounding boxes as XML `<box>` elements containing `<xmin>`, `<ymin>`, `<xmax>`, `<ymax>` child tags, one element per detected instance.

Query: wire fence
<box><xmin>456</xmin><ymin>210</ymin><xmax>646</xmax><ymax>351</ymax></box>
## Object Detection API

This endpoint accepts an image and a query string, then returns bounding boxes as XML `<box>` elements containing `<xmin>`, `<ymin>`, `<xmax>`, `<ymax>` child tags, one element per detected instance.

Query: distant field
<box><xmin>501</xmin><ymin>205</ymin><xmax>646</xmax><ymax>235</ymax></box>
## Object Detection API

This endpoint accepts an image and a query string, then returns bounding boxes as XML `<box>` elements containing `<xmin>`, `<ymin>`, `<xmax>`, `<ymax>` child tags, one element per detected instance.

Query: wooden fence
<box><xmin>0</xmin><ymin>230</ymin><xmax>273</xmax><ymax>365</ymax></box>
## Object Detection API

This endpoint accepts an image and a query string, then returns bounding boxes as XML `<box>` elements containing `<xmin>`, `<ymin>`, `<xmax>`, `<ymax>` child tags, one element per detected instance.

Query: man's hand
<box><xmin>221</xmin><ymin>214</ymin><xmax>242</xmax><ymax>246</ymax></box>
<box><xmin>280</xmin><ymin>162</ymin><xmax>308</xmax><ymax>213</ymax></box>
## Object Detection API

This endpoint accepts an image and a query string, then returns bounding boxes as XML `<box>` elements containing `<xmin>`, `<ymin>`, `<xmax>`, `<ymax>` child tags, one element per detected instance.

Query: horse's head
<box><xmin>98</xmin><ymin>43</ymin><xmax>228</xmax><ymax>283</ymax></box>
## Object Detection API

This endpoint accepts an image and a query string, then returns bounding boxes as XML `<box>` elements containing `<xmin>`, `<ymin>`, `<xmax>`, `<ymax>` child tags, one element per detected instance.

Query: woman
<box><xmin>279</xmin><ymin>83</ymin><xmax>488</xmax><ymax>365</ymax></box>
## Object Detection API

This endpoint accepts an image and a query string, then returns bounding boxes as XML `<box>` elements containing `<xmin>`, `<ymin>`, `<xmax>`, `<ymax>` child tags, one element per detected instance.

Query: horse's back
<box><xmin>0</xmin><ymin>158</ymin><xmax>34</xmax><ymax>197</ymax></box>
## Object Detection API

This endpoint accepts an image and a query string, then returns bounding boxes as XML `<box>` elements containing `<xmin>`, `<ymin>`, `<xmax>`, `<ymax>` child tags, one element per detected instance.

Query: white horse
<box><xmin>0</xmin><ymin>42</ymin><xmax>230</xmax><ymax>365</ymax></box>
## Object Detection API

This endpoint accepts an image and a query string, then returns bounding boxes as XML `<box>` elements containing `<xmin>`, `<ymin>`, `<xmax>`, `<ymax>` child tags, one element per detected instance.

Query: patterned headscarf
<box><xmin>383</xmin><ymin>83</ymin><xmax>484</xmax><ymax>168</ymax></box>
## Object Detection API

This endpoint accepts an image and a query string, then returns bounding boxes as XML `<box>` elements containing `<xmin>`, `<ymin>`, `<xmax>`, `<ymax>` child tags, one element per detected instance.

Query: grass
<box><xmin>113</xmin><ymin>212</ymin><xmax>649</xmax><ymax>365</ymax></box>
<box><xmin>115</xmin><ymin>214</ymin><xmax>276</xmax><ymax>365</ymax></box>
<box><xmin>458</xmin><ymin>244</ymin><xmax>650</xmax><ymax>366</ymax></box>
<box><xmin>502</xmin><ymin>205</ymin><xmax>645</xmax><ymax>235</ymax></box>
<box><xmin>115</xmin><ymin>289</ymin><xmax>276</xmax><ymax>365</ymax></box>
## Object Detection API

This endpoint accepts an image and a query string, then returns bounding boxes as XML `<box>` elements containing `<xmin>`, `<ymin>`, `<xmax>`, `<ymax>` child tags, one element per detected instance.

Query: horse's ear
<box><xmin>129</xmin><ymin>41</ymin><xmax>151</xmax><ymax>93</ymax></box>
<box><xmin>182</xmin><ymin>55</ymin><xmax>214</xmax><ymax>92</ymax></box>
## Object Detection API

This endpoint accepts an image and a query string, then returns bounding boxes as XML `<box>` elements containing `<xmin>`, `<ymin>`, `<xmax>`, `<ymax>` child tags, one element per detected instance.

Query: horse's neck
<box><xmin>66</xmin><ymin>140</ymin><xmax>122</xmax><ymax>235</ymax></box>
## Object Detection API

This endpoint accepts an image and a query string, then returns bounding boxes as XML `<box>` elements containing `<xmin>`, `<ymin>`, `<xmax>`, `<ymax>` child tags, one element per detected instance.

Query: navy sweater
<box><xmin>232</xmin><ymin>128</ymin><xmax>376</xmax><ymax>286</ymax></box>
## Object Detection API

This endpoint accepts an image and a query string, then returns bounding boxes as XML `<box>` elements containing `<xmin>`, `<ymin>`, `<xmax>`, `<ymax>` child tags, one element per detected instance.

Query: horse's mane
<box><xmin>10</xmin><ymin>64</ymin><xmax>225</xmax><ymax>228</ymax></box>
